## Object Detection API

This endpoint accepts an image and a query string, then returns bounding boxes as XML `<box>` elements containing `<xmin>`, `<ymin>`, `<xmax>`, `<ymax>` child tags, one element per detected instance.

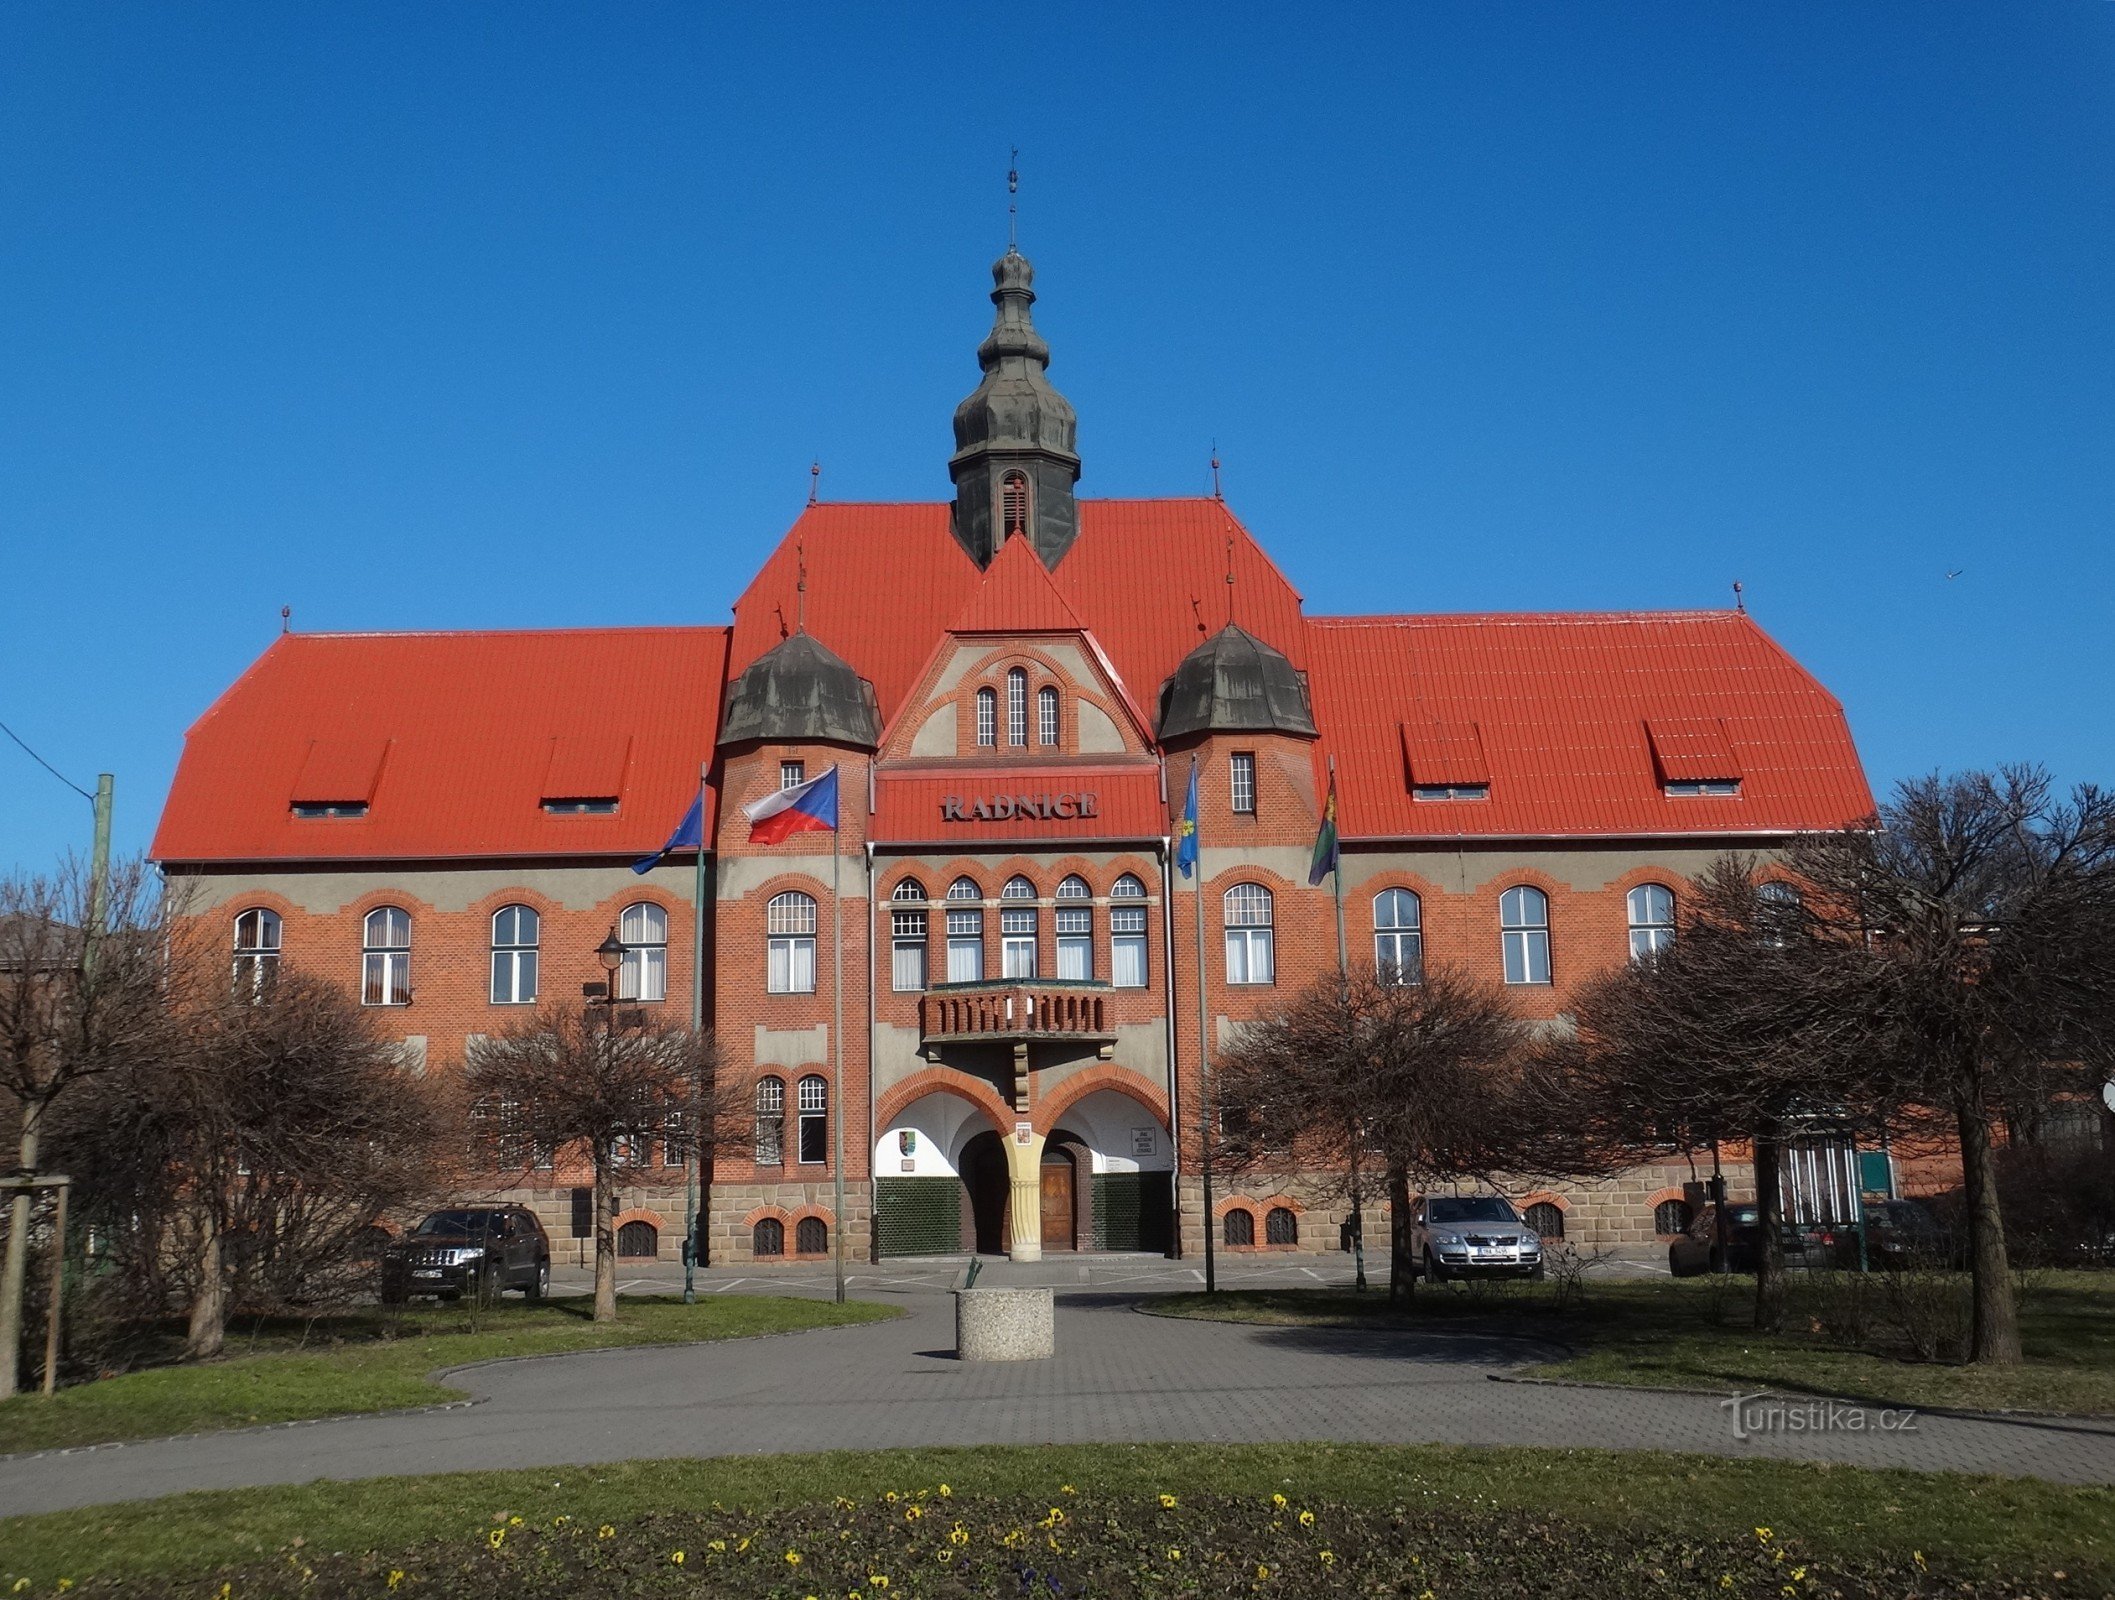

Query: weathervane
<box><xmin>1007</xmin><ymin>148</ymin><xmax>1020</xmax><ymax>251</ymax></box>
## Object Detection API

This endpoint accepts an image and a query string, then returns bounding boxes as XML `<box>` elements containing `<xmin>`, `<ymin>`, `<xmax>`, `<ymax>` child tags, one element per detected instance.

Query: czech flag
<box><xmin>743</xmin><ymin>765</ymin><xmax>839</xmax><ymax>844</ymax></box>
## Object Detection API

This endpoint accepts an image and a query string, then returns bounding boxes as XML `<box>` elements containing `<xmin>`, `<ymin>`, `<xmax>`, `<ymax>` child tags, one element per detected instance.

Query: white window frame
<box><xmin>362</xmin><ymin>906</ymin><xmax>411</xmax><ymax>1006</ymax></box>
<box><xmin>753</xmin><ymin>1076</ymin><xmax>784</xmax><ymax>1165</ymax></box>
<box><xmin>780</xmin><ymin>760</ymin><xmax>806</xmax><ymax>790</ymax></box>
<box><xmin>975</xmin><ymin>687</ymin><xmax>996</xmax><ymax>747</ymax></box>
<box><xmin>1110</xmin><ymin>875</ymin><xmax>1149</xmax><ymax>989</ymax></box>
<box><xmin>1373</xmin><ymin>887</ymin><xmax>1422</xmax><ymax>986</ymax></box>
<box><xmin>1627</xmin><ymin>883</ymin><xmax>1676</xmax><ymax>959</ymax></box>
<box><xmin>796</xmin><ymin>1073</ymin><xmax>828</xmax><ymax>1165</ymax></box>
<box><xmin>1222</xmin><ymin>883</ymin><xmax>1275</xmax><ymax>985</ymax></box>
<box><xmin>233</xmin><ymin>907</ymin><xmax>281</xmax><ymax>998</ymax></box>
<box><xmin>1500</xmin><ymin>885</ymin><xmax>1551</xmax><ymax>986</ymax></box>
<box><xmin>1229</xmin><ymin>751</ymin><xmax>1257</xmax><ymax>815</ymax></box>
<box><xmin>1037</xmin><ymin>685</ymin><xmax>1060</xmax><ymax>747</ymax></box>
<box><xmin>1001</xmin><ymin>906</ymin><xmax>1038</xmax><ymax>979</ymax></box>
<box><xmin>766</xmin><ymin>891</ymin><xmax>818</xmax><ymax>994</ymax></box>
<box><xmin>1006</xmin><ymin>667</ymin><xmax>1028</xmax><ymax>746</ymax></box>
<box><xmin>1055</xmin><ymin>904</ymin><xmax>1092</xmax><ymax>981</ymax></box>
<box><xmin>618</xmin><ymin>902</ymin><xmax>669</xmax><ymax>1002</ymax></box>
<box><xmin>891</xmin><ymin>905</ymin><xmax>928</xmax><ymax>992</ymax></box>
<box><xmin>945</xmin><ymin>907</ymin><xmax>984</xmax><ymax>983</ymax></box>
<box><xmin>490</xmin><ymin>903</ymin><xmax>540</xmax><ymax>1005</ymax></box>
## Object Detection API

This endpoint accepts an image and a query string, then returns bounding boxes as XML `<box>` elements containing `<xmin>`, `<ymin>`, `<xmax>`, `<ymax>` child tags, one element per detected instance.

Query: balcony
<box><xmin>919</xmin><ymin>980</ymin><xmax>1119</xmax><ymax>1052</ymax></box>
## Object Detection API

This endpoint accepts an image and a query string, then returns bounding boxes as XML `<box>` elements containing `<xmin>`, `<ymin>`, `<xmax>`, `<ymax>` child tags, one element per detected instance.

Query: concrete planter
<box><xmin>954</xmin><ymin>1285</ymin><xmax>1055</xmax><ymax>1361</ymax></box>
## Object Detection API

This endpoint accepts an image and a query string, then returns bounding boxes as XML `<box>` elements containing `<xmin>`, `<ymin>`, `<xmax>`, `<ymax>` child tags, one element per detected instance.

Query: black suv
<box><xmin>382</xmin><ymin>1206</ymin><xmax>552</xmax><ymax>1305</ymax></box>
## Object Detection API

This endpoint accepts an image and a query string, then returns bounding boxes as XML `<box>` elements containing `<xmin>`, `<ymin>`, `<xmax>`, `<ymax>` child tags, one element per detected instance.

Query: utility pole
<box><xmin>85</xmin><ymin>774</ymin><xmax>112</xmax><ymax>975</ymax></box>
<box><xmin>1326</xmin><ymin>757</ymin><xmax>1365</xmax><ymax>1292</ymax></box>
<box><xmin>683</xmin><ymin>762</ymin><xmax>706</xmax><ymax>1303</ymax></box>
<box><xmin>831</xmin><ymin>803</ymin><xmax>847</xmax><ymax>1304</ymax></box>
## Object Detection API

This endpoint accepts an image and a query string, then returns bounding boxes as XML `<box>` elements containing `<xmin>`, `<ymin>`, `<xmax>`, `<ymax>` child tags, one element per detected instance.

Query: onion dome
<box><xmin>1157</xmin><ymin>624</ymin><xmax>1317</xmax><ymax>741</ymax></box>
<box><xmin>719</xmin><ymin>631</ymin><xmax>880</xmax><ymax>748</ymax></box>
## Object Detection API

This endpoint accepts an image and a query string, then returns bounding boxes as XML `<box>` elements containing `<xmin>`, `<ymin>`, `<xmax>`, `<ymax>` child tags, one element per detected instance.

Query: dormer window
<box><xmin>1412</xmin><ymin>784</ymin><xmax>1488</xmax><ymax>802</ymax></box>
<box><xmin>1664</xmin><ymin>779</ymin><xmax>1741</xmax><ymax>797</ymax></box>
<box><xmin>292</xmin><ymin>802</ymin><xmax>368</xmax><ymax>819</ymax></box>
<box><xmin>1000</xmin><ymin>471</ymin><xmax>1031</xmax><ymax>542</ymax></box>
<box><xmin>541</xmin><ymin>798</ymin><xmax>617</xmax><ymax>815</ymax></box>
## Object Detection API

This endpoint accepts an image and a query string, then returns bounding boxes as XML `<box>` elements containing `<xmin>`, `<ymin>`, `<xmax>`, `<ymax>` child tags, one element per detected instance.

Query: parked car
<box><xmin>382</xmin><ymin>1206</ymin><xmax>551</xmax><ymax>1305</ymax></box>
<box><xmin>1821</xmin><ymin>1198</ymin><xmax>1960</xmax><ymax>1271</ymax></box>
<box><xmin>1668</xmin><ymin>1203</ymin><xmax>1835</xmax><ymax>1276</ymax></box>
<box><xmin>1408</xmin><ymin>1195</ymin><xmax>1544</xmax><ymax>1282</ymax></box>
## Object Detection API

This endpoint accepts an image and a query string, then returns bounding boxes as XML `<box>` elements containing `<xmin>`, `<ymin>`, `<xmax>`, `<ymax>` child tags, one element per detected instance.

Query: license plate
<box><xmin>413</xmin><ymin>1270</ymin><xmax>441</xmax><ymax>1279</ymax></box>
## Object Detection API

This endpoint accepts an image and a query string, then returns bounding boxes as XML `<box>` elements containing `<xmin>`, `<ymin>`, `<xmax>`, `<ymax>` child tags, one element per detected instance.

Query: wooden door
<box><xmin>1040</xmin><ymin>1152</ymin><xmax>1075</xmax><ymax>1251</ymax></box>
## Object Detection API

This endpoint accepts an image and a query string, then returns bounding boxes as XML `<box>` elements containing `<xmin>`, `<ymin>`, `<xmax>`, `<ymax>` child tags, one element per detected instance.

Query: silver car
<box><xmin>1410</xmin><ymin>1195</ymin><xmax>1544</xmax><ymax>1282</ymax></box>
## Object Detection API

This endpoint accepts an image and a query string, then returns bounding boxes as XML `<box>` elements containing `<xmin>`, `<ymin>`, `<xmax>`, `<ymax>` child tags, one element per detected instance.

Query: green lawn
<box><xmin>2</xmin><ymin>1443</ymin><xmax>2105</xmax><ymax>1594</ymax></box>
<box><xmin>0</xmin><ymin>1295</ymin><xmax>897</xmax><ymax>1456</ymax></box>
<box><xmin>1147</xmin><ymin>1271</ymin><xmax>2115</xmax><ymax>1417</ymax></box>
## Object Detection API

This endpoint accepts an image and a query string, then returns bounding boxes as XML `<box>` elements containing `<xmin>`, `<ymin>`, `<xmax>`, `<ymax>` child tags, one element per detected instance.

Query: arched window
<box><xmin>1223</xmin><ymin>883</ymin><xmax>1274</xmax><ymax>985</ymax></box>
<box><xmin>1499</xmin><ymin>886</ymin><xmax>1551</xmax><ymax>986</ymax></box>
<box><xmin>490</xmin><ymin>905</ymin><xmax>540</xmax><ymax>1005</ymax></box>
<box><xmin>1654</xmin><ymin>1198</ymin><xmax>1694</xmax><ymax>1236</ymax></box>
<box><xmin>1757</xmin><ymin>880</ymin><xmax>1803</xmax><ymax>946</ymax></box>
<box><xmin>618</xmin><ymin>902</ymin><xmax>668</xmax><ymax>1002</ymax></box>
<box><xmin>796</xmin><ymin>1074</ymin><xmax>828</xmax><ymax>1165</ymax></box>
<box><xmin>233</xmin><ymin>908</ymin><xmax>281</xmax><ymax>998</ymax></box>
<box><xmin>753</xmin><ymin>1077</ymin><xmax>785</xmax><ymax>1165</ymax></box>
<box><xmin>1627</xmin><ymin>884</ymin><xmax>1676</xmax><ymax>960</ymax></box>
<box><xmin>1110</xmin><ymin>874</ymin><xmax>1148</xmax><ymax>988</ymax></box>
<box><xmin>945</xmin><ymin>877</ymin><xmax>984</xmax><ymax>982</ymax></box>
<box><xmin>1525</xmin><ymin>1201</ymin><xmax>1566</xmax><ymax>1239</ymax></box>
<box><xmin>1054</xmin><ymin>875</ymin><xmax>1092</xmax><ymax>980</ymax></box>
<box><xmin>1001</xmin><ymin>470</ymin><xmax>1031</xmax><ymax>542</ymax></box>
<box><xmin>1223</xmin><ymin>1208</ymin><xmax>1256</xmax><ymax>1247</ymax></box>
<box><xmin>795</xmin><ymin>1216</ymin><xmax>829</xmax><ymax>1255</ymax></box>
<box><xmin>766</xmin><ymin>891</ymin><xmax>819</xmax><ymax>993</ymax></box>
<box><xmin>1373</xmin><ymin>888</ymin><xmax>1422</xmax><ymax>986</ymax></box>
<box><xmin>1037</xmin><ymin>685</ymin><xmax>1060</xmax><ymax>747</ymax></box>
<box><xmin>361</xmin><ymin>907</ymin><xmax>411</xmax><ymax>1006</ymax></box>
<box><xmin>975</xmin><ymin>687</ymin><xmax>997</xmax><ymax>748</ymax></box>
<box><xmin>1006</xmin><ymin>667</ymin><xmax>1028</xmax><ymax>746</ymax></box>
<box><xmin>1000</xmin><ymin>876</ymin><xmax>1037</xmax><ymax>978</ymax></box>
<box><xmin>891</xmin><ymin>880</ymin><xmax>928</xmax><ymax>993</ymax></box>
<box><xmin>752</xmin><ymin>1217</ymin><xmax>785</xmax><ymax>1257</ymax></box>
<box><xmin>1265</xmin><ymin>1206</ymin><xmax>1299</xmax><ymax>1245</ymax></box>
<box><xmin>617</xmin><ymin>1220</ymin><xmax>658</xmax><ymax>1258</ymax></box>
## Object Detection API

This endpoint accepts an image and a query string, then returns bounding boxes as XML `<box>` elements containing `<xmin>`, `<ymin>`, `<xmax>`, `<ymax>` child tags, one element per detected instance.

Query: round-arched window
<box><xmin>1654</xmin><ymin>1199</ymin><xmax>1694</xmax><ymax>1236</ymax></box>
<box><xmin>1265</xmin><ymin>1207</ymin><xmax>1299</xmax><ymax>1245</ymax></box>
<box><xmin>892</xmin><ymin>877</ymin><xmax>928</xmax><ymax>902</ymax></box>
<box><xmin>1627</xmin><ymin>884</ymin><xmax>1676</xmax><ymax>959</ymax></box>
<box><xmin>1223</xmin><ymin>1209</ymin><xmax>1256</xmax><ymax>1247</ymax></box>
<box><xmin>753</xmin><ymin>1217</ymin><xmax>785</xmax><ymax>1257</ymax></box>
<box><xmin>1525</xmin><ymin>1201</ymin><xmax>1565</xmax><ymax>1239</ymax></box>
<box><xmin>947</xmin><ymin>876</ymin><xmax>983</xmax><ymax>902</ymax></box>
<box><xmin>795</xmin><ymin>1216</ymin><xmax>828</xmax><ymax>1255</ymax></box>
<box><xmin>1373</xmin><ymin>888</ymin><xmax>1422</xmax><ymax>986</ymax></box>
<box><xmin>1223</xmin><ymin>883</ymin><xmax>1274</xmax><ymax>985</ymax></box>
<box><xmin>617</xmin><ymin>1220</ymin><xmax>658</xmax><ymax>1259</ymax></box>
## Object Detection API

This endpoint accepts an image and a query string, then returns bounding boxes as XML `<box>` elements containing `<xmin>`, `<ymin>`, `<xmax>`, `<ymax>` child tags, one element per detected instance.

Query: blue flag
<box><xmin>1175</xmin><ymin>760</ymin><xmax>1200</xmax><ymax>879</ymax></box>
<box><xmin>632</xmin><ymin>791</ymin><xmax>705</xmax><ymax>875</ymax></box>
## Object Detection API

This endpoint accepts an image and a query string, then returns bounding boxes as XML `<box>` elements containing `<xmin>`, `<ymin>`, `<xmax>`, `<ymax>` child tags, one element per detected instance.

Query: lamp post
<box><xmin>593</xmin><ymin>928</ymin><xmax>624</xmax><ymax>1297</ymax></box>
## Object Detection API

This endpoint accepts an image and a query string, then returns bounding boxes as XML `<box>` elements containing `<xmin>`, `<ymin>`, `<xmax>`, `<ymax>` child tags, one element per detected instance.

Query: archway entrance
<box><xmin>959</xmin><ymin>1129</ymin><xmax>1012</xmax><ymax>1255</ymax></box>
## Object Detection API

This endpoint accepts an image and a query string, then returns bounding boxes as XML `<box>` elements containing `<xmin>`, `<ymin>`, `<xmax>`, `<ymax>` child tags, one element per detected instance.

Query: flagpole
<box><xmin>685</xmin><ymin>762</ymin><xmax>707</xmax><ymax>1300</ymax></box>
<box><xmin>1189</xmin><ymin>756</ymin><xmax>1216</xmax><ymax>1295</ymax></box>
<box><xmin>831</xmin><ymin>778</ymin><xmax>847</xmax><ymax>1306</ymax></box>
<box><xmin>1327</xmin><ymin>755</ymin><xmax>1366</xmax><ymax>1292</ymax></box>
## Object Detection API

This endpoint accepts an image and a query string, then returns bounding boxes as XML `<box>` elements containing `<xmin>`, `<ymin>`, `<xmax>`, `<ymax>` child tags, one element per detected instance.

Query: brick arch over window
<box><xmin>1031</xmin><ymin>1065</ymin><xmax>1171</xmax><ymax>1136</ymax></box>
<box><xmin>741</xmin><ymin>1203</ymin><xmax>794</xmax><ymax>1229</ymax></box>
<box><xmin>1215</xmin><ymin>1195</ymin><xmax>1263</xmax><ymax>1248</ymax></box>
<box><xmin>787</xmin><ymin>1204</ymin><xmax>834</xmax><ymax>1258</ymax></box>
<box><xmin>876</xmin><ymin>1066</ymin><xmax>1016</xmax><ymax>1136</ymax></box>
<box><xmin>1646</xmin><ymin>1186</ymin><xmax>1694</xmax><ymax>1237</ymax></box>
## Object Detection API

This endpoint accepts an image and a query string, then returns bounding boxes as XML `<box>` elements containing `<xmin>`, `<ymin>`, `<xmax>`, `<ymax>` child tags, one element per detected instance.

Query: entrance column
<box><xmin>1003</xmin><ymin>1127</ymin><xmax>1047</xmax><ymax>1263</ymax></box>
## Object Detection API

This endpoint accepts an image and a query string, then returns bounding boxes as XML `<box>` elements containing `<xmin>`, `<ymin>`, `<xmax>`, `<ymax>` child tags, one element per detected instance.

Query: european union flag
<box><xmin>631</xmin><ymin>791</ymin><xmax>705</xmax><ymax>875</ymax></box>
<box><xmin>1175</xmin><ymin>759</ymin><xmax>1200</xmax><ymax>879</ymax></box>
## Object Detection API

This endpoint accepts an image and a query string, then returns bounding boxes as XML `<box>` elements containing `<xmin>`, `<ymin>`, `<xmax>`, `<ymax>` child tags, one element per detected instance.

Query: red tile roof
<box><xmin>154</xmin><ymin>502</ymin><xmax>1873</xmax><ymax>863</ymax></box>
<box><xmin>153</xmin><ymin>629</ymin><xmax>728</xmax><ymax>863</ymax></box>
<box><xmin>1305</xmin><ymin>612</ymin><xmax>1872</xmax><ymax>839</ymax></box>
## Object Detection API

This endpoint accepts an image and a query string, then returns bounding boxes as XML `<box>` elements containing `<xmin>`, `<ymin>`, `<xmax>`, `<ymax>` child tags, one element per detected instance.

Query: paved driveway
<box><xmin>4</xmin><ymin>1260</ymin><xmax>2112</xmax><ymax>1518</ymax></box>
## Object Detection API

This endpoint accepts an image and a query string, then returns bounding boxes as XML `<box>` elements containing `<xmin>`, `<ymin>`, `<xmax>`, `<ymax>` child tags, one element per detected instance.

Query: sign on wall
<box><xmin>942</xmin><ymin>793</ymin><xmax>1099</xmax><ymax>822</ymax></box>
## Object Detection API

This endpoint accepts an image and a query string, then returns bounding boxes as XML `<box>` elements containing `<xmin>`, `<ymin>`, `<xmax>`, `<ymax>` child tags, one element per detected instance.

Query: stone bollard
<box><xmin>954</xmin><ymin>1285</ymin><xmax>1055</xmax><ymax>1361</ymax></box>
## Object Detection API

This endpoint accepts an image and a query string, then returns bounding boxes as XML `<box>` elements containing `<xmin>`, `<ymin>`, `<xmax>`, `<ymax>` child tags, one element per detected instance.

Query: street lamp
<box><xmin>591</xmin><ymin>927</ymin><xmax>624</xmax><ymax>1294</ymax></box>
<box><xmin>595</xmin><ymin>928</ymin><xmax>626</xmax><ymax>982</ymax></box>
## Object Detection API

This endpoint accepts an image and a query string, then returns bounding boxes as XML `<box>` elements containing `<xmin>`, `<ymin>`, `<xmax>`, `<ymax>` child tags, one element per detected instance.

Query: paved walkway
<box><xmin>5</xmin><ymin>1260</ymin><xmax>2112</xmax><ymax>1517</ymax></box>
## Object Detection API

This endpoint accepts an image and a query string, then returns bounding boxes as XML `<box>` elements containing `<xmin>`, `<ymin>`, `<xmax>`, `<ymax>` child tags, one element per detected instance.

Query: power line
<box><xmin>0</xmin><ymin>717</ymin><xmax>94</xmax><ymax>804</ymax></box>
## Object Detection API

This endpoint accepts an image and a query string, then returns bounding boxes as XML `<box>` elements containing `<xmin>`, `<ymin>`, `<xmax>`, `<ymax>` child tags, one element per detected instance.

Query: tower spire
<box><xmin>1007</xmin><ymin>147</ymin><xmax>1019</xmax><ymax>253</ymax></box>
<box><xmin>947</xmin><ymin>236</ymin><xmax>1082</xmax><ymax>570</ymax></box>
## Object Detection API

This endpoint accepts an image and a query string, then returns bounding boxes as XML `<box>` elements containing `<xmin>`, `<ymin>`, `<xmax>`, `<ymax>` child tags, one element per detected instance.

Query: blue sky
<box><xmin>3</xmin><ymin>3</ymin><xmax>2111</xmax><ymax>873</ymax></box>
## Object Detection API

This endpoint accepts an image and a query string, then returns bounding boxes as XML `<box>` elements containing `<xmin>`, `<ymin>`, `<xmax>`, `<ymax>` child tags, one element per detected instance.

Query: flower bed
<box><xmin>46</xmin><ymin>1488</ymin><xmax>2077</xmax><ymax>1598</ymax></box>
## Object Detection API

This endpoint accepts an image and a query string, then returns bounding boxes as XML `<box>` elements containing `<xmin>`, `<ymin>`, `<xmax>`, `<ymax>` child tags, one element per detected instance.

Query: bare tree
<box><xmin>1215</xmin><ymin>966</ymin><xmax>1564</xmax><ymax>1301</ymax></box>
<box><xmin>1561</xmin><ymin>857</ymin><xmax>1892</xmax><ymax>1332</ymax></box>
<box><xmin>0</xmin><ymin>858</ymin><xmax>178</xmax><ymax>1395</ymax></box>
<box><xmin>462</xmin><ymin>1003</ymin><xmax>720</xmax><ymax>1323</ymax></box>
<box><xmin>53</xmin><ymin>965</ymin><xmax>455</xmax><ymax>1359</ymax></box>
<box><xmin>1787</xmin><ymin>768</ymin><xmax>2115</xmax><ymax>1363</ymax></box>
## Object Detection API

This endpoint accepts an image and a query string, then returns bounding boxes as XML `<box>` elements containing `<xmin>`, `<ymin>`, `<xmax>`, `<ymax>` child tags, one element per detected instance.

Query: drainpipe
<box><xmin>866</xmin><ymin>839</ymin><xmax>880</xmax><ymax>1263</ymax></box>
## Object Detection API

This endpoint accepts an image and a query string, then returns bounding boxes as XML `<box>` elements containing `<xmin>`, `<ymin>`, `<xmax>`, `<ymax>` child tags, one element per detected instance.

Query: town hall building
<box><xmin>151</xmin><ymin>244</ymin><xmax>1875</xmax><ymax>1267</ymax></box>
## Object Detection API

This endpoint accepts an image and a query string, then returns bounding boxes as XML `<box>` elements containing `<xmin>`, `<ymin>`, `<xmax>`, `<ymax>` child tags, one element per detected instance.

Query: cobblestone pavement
<box><xmin>4</xmin><ymin>1258</ymin><xmax>2112</xmax><ymax>1518</ymax></box>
